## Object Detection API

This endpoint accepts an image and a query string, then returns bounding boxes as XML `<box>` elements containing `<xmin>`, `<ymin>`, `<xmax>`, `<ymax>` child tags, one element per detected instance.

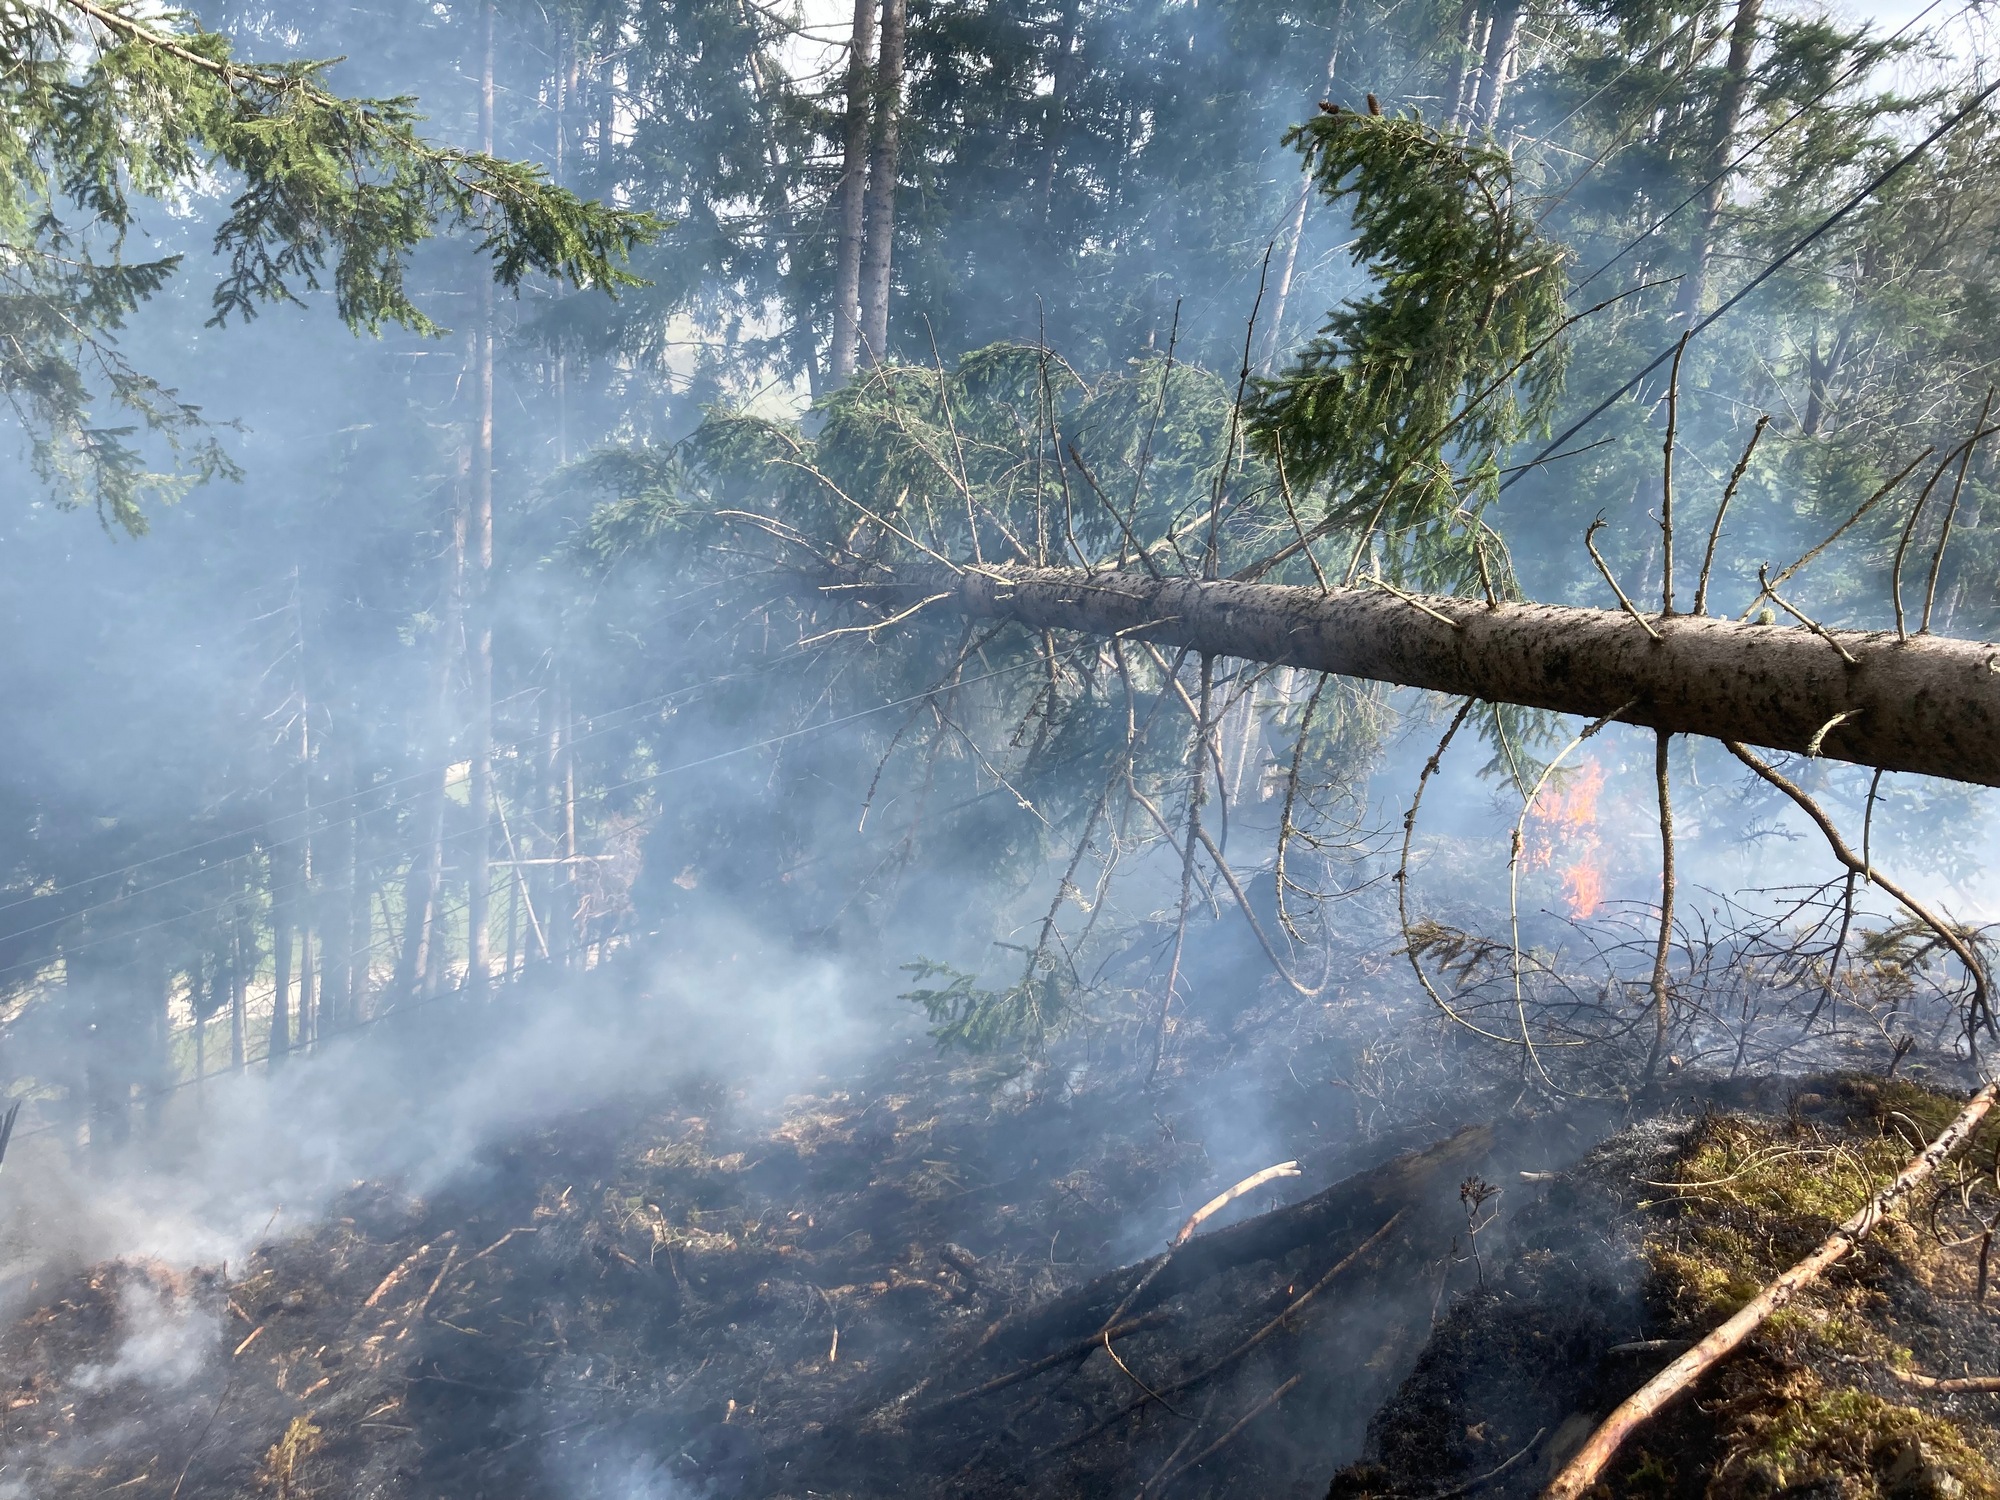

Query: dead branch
<box><xmin>1661</xmin><ymin>332</ymin><xmax>1688</xmax><ymax>614</ymax></box>
<box><xmin>362</xmin><ymin>1243</ymin><xmax>433</xmax><ymax>1309</ymax></box>
<box><xmin>1723</xmin><ymin>742</ymin><xmax>1989</xmax><ymax>1031</ymax></box>
<box><xmin>1144</xmin><ymin>1373</ymin><xmax>1303</xmax><ymax>1496</ymax></box>
<box><xmin>925</xmin><ymin>1310</ymin><xmax>1176</xmax><ymax>1411</ymax></box>
<box><xmin>1174</xmin><ymin>1162</ymin><xmax>1304</xmax><ymax>1246</ymax></box>
<box><xmin>1882</xmin><ymin>1364</ymin><xmax>2000</xmax><ymax>1394</ymax></box>
<box><xmin>1923</xmin><ymin>387</ymin><xmax>1995</xmax><ymax>633</ymax></box>
<box><xmin>1050</xmin><ymin>1211</ymin><xmax>1400</xmax><ymax>1455</ymax></box>
<box><xmin>1584</xmin><ymin>518</ymin><xmax>1662</xmax><ymax>640</ymax></box>
<box><xmin>1695</xmin><ymin>415</ymin><xmax>1768</xmax><ymax>616</ymax></box>
<box><xmin>965</xmin><ymin>1128</ymin><xmax>1489</xmax><ymax>1371</ymax></box>
<box><xmin>1645</xmin><ymin>730</ymin><xmax>1676</xmax><ymax>1080</ymax></box>
<box><xmin>1399</xmin><ymin>700</ymin><xmax>1525</xmax><ymax>1047</ymax></box>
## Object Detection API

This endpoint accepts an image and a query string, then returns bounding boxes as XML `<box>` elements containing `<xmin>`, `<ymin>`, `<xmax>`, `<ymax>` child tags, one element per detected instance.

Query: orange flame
<box><xmin>1526</xmin><ymin>759</ymin><xmax>1605</xmax><ymax>920</ymax></box>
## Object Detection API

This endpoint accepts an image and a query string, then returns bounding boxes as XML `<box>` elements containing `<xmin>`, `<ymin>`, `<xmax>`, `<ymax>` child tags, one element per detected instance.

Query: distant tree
<box><xmin>0</xmin><ymin>0</ymin><xmax>659</xmax><ymax>530</ymax></box>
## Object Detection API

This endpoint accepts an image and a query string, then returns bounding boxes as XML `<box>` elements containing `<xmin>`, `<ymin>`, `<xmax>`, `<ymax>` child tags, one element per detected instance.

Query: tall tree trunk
<box><xmin>1472</xmin><ymin>0</ymin><xmax>1522</xmax><ymax>132</ymax></box>
<box><xmin>1037</xmin><ymin>0</ymin><xmax>1081</xmax><ymax>225</ymax></box>
<box><xmin>465</xmin><ymin>0</ymin><xmax>498</xmax><ymax>1001</ymax></box>
<box><xmin>347</xmin><ymin>805</ymin><xmax>371</xmax><ymax>1022</ymax></box>
<box><xmin>1442</xmin><ymin>0</ymin><xmax>1481</xmax><ymax>130</ymax></box>
<box><xmin>270</xmin><ymin>870</ymin><xmax>292</xmax><ymax>1067</ymax></box>
<box><xmin>829</xmin><ymin>564</ymin><xmax>2000</xmax><ymax>787</ymax></box>
<box><xmin>398</xmin><ymin>766</ymin><xmax>448</xmax><ymax>997</ymax></box>
<box><xmin>229</xmin><ymin>920</ymin><xmax>246</xmax><ymax>1071</ymax></box>
<box><xmin>75</xmin><ymin>938</ymin><xmax>132</xmax><ymax>1154</ymax></box>
<box><xmin>858</xmin><ymin>0</ymin><xmax>907</xmax><ymax>366</ymax></box>
<box><xmin>294</xmin><ymin>679</ymin><xmax>315</xmax><ymax>1048</ymax></box>
<box><xmin>1263</xmin><ymin>17</ymin><xmax>1348</xmax><ymax>371</ymax></box>
<box><xmin>1674</xmin><ymin>0</ymin><xmax>1762</xmax><ymax>324</ymax></box>
<box><xmin>326</xmin><ymin>757</ymin><xmax>359</xmax><ymax>1033</ymax></box>
<box><xmin>831</xmin><ymin>0</ymin><xmax>877</xmax><ymax>381</ymax></box>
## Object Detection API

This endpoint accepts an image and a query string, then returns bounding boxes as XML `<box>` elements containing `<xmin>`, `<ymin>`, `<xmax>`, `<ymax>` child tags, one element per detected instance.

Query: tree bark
<box><xmin>831</xmin><ymin>0</ymin><xmax>877</xmax><ymax>381</ymax></box>
<box><xmin>1674</xmin><ymin>0</ymin><xmax>1762</xmax><ymax>324</ymax></box>
<box><xmin>1037</xmin><ymin>0</ymin><xmax>1081</xmax><ymax>225</ymax></box>
<box><xmin>857</xmin><ymin>0</ymin><xmax>906</xmax><ymax>366</ymax></box>
<box><xmin>1472</xmin><ymin>0</ymin><xmax>1522</xmax><ymax>132</ymax></box>
<box><xmin>466</xmin><ymin>0</ymin><xmax>498</xmax><ymax>1001</ymax></box>
<box><xmin>270</xmin><ymin>889</ymin><xmax>292</xmax><ymax>1067</ymax></box>
<box><xmin>1441</xmin><ymin>0</ymin><xmax>1481</xmax><ymax>129</ymax></box>
<box><xmin>229</xmin><ymin>919</ymin><xmax>246</xmax><ymax>1071</ymax></box>
<box><xmin>828</xmin><ymin>564</ymin><xmax>2000</xmax><ymax>786</ymax></box>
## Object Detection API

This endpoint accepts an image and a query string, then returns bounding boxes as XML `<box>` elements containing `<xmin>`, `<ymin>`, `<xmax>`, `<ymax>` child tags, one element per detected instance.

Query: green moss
<box><xmin>1637</xmin><ymin>1104</ymin><xmax>2000</xmax><ymax>1498</ymax></box>
<box><xmin>1730</xmin><ymin>1374</ymin><xmax>1999</xmax><ymax>1498</ymax></box>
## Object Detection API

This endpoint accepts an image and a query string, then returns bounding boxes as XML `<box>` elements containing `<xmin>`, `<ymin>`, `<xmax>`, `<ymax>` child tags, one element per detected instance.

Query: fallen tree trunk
<box><xmin>952</xmin><ymin>1124</ymin><xmax>1489</xmax><ymax>1372</ymax></box>
<box><xmin>828</xmin><ymin>564</ymin><xmax>2000</xmax><ymax>787</ymax></box>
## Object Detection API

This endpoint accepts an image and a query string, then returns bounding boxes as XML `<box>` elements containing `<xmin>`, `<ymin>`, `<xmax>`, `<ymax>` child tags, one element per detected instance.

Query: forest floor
<box><xmin>0</xmin><ymin>944</ymin><xmax>1997</xmax><ymax>1499</ymax></box>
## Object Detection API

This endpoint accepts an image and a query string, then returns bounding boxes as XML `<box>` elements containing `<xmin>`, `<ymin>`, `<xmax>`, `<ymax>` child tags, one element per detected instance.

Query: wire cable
<box><xmin>1501</xmin><ymin>74</ymin><xmax>2000</xmax><ymax>493</ymax></box>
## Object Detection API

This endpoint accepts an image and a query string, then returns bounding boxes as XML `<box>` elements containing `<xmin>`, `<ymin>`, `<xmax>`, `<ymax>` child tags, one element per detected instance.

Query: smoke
<box><xmin>0</xmin><ymin>907</ymin><xmax>894</xmax><ymax>1301</ymax></box>
<box><xmin>70</xmin><ymin>1271</ymin><xmax>217</xmax><ymax>1394</ymax></box>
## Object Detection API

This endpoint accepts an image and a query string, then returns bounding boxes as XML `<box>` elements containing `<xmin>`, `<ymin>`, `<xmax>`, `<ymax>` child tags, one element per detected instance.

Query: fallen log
<box><xmin>963</xmin><ymin>1125</ymin><xmax>1490</xmax><ymax>1371</ymax></box>
<box><xmin>824</xmin><ymin>564</ymin><xmax>2000</xmax><ymax>787</ymax></box>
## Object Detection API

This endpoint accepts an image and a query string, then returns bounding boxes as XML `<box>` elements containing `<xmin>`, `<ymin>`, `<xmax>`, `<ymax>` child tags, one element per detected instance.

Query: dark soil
<box><xmin>4</xmin><ymin>960</ymin><xmax>1996</xmax><ymax>1500</ymax></box>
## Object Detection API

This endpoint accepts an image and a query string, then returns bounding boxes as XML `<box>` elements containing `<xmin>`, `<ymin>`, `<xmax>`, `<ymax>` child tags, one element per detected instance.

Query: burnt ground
<box><xmin>0</xmin><ymin>955</ymin><xmax>1996</xmax><ymax>1500</ymax></box>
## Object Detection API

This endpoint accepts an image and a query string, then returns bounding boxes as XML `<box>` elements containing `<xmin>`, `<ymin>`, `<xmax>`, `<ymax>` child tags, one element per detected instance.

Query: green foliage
<box><xmin>0</xmin><ymin>0</ymin><xmax>661</xmax><ymax>529</ymax></box>
<box><xmin>900</xmin><ymin>958</ymin><xmax>1072</xmax><ymax>1052</ymax></box>
<box><xmin>1252</xmin><ymin>106</ymin><xmax>1570</xmax><ymax>582</ymax></box>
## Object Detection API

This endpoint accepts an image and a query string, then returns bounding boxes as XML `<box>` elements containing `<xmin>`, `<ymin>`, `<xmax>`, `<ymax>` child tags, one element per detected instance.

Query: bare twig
<box><xmin>1645</xmin><ymin>730</ymin><xmax>1676</xmax><ymax>1081</ymax></box>
<box><xmin>1585</xmin><ymin>518</ymin><xmax>1662</xmax><ymax>640</ymax></box>
<box><xmin>1759</xmin><ymin>568</ymin><xmax>1859</xmax><ymax>665</ymax></box>
<box><xmin>1434</xmin><ymin>1425</ymin><xmax>1547</xmax><ymax>1499</ymax></box>
<box><xmin>1147</xmin><ymin>1374</ymin><xmax>1303</xmax><ymax>1495</ymax></box>
<box><xmin>1150</xmin><ymin>655</ymin><xmax>1214</xmax><ymax>1086</ymax></box>
<box><xmin>1367</xmin><ymin>573</ymin><xmax>1465</xmax><ymax>630</ymax></box>
<box><xmin>1510</xmin><ymin>702</ymin><xmax>1637</xmax><ymax>1084</ymax></box>
<box><xmin>363</xmin><ymin>1243</ymin><xmax>433</xmax><ymax>1309</ymax></box>
<box><xmin>1275</xmin><ymin>674</ymin><xmax>1328</xmax><ymax>945</ymax></box>
<box><xmin>1894</xmin><ymin>444</ymin><xmax>1968</xmax><ymax>639</ymax></box>
<box><xmin>1051</xmin><ymin>1212</ymin><xmax>1402</xmax><ymax>1455</ymax></box>
<box><xmin>927</xmin><ymin>1310</ymin><xmax>1175</xmax><ymax>1410</ymax></box>
<box><xmin>1924</xmin><ymin>386</ymin><xmax>1994</xmax><ymax>634</ymax></box>
<box><xmin>1723</xmin><ymin>742</ymin><xmax>1988</xmax><ymax>1030</ymax></box>
<box><xmin>1694</xmin><ymin>414</ymin><xmax>1768</xmax><ymax>616</ymax></box>
<box><xmin>1661</xmin><ymin>332</ymin><xmax>1689</xmax><ymax>614</ymax></box>
<box><xmin>1752</xmin><ymin>445</ymin><xmax>1932</xmax><ymax>617</ymax></box>
<box><xmin>1401</xmin><ymin>701</ymin><xmax>1528</xmax><ymax>1047</ymax></box>
<box><xmin>1882</xmin><ymin>1364</ymin><xmax>2000</xmax><ymax>1394</ymax></box>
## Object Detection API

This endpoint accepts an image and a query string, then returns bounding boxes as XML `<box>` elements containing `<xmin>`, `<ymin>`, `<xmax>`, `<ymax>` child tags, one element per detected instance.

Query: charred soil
<box><xmin>4</xmin><ymin>972</ymin><xmax>1998</xmax><ymax>1500</ymax></box>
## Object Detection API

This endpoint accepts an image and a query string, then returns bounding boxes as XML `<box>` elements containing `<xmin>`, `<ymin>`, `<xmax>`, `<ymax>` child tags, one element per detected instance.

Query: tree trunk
<box><xmin>1674</xmin><ymin>0</ymin><xmax>1762</xmax><ymax>324</ymax></box>
<box><xmin>831</xmin><ymin>0</ymin><xmax>877</xmax><ymax>381</ymax></box>
<box><xmin>466</xmin><ymin>0</ymin><xmax>498</xmax><ymax>1002</ymax></box>
<box><xmin>858</xmin><ymin>0</ymin><xmax>906</xmax><ymax>366</ymax></box>
<box><xmin>829</xmin><ymin>564</ymin><xmax>2000</xmax><ymax>787</ymax></box>
<box><xmin>1037</xmin><ymin>0</ymin><xmax>1081</xmax><ymax>225</ymax></box>
<box><xmin>1472</xmin><ymin>0</ymin><xmax>1522</xmax><ymax>132</ymax></box>
<box><xmin>327</xmin><ymin>762</ymin><xmax>360</xmax><ymax>1033</ymax></box>
<box><xmin>229</xmin><ymin>920</ymin><xmax>246</xmax><ymax>1071</ymax></box>
<box><xmin>1263</xmin><ymin>19</ymin><xmax>1348</xmax><ymax>371</ymax></box>
<box><xmin>270</xmin><ymin>896</ymin><xmax>292</xmax><ymax>1067</ymax></box>
<box><xmin>1441</xmin><ymin>0</ymin><xmax>1481</xmax><ymax>129</ymax></box>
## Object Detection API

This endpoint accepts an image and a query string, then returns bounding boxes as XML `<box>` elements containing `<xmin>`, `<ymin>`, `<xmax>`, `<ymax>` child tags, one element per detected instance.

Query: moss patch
<box><xmin>1634</xmin><ymin>1089</ymin><xmax>2000</xmax><ymax>1498</ymax></box>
